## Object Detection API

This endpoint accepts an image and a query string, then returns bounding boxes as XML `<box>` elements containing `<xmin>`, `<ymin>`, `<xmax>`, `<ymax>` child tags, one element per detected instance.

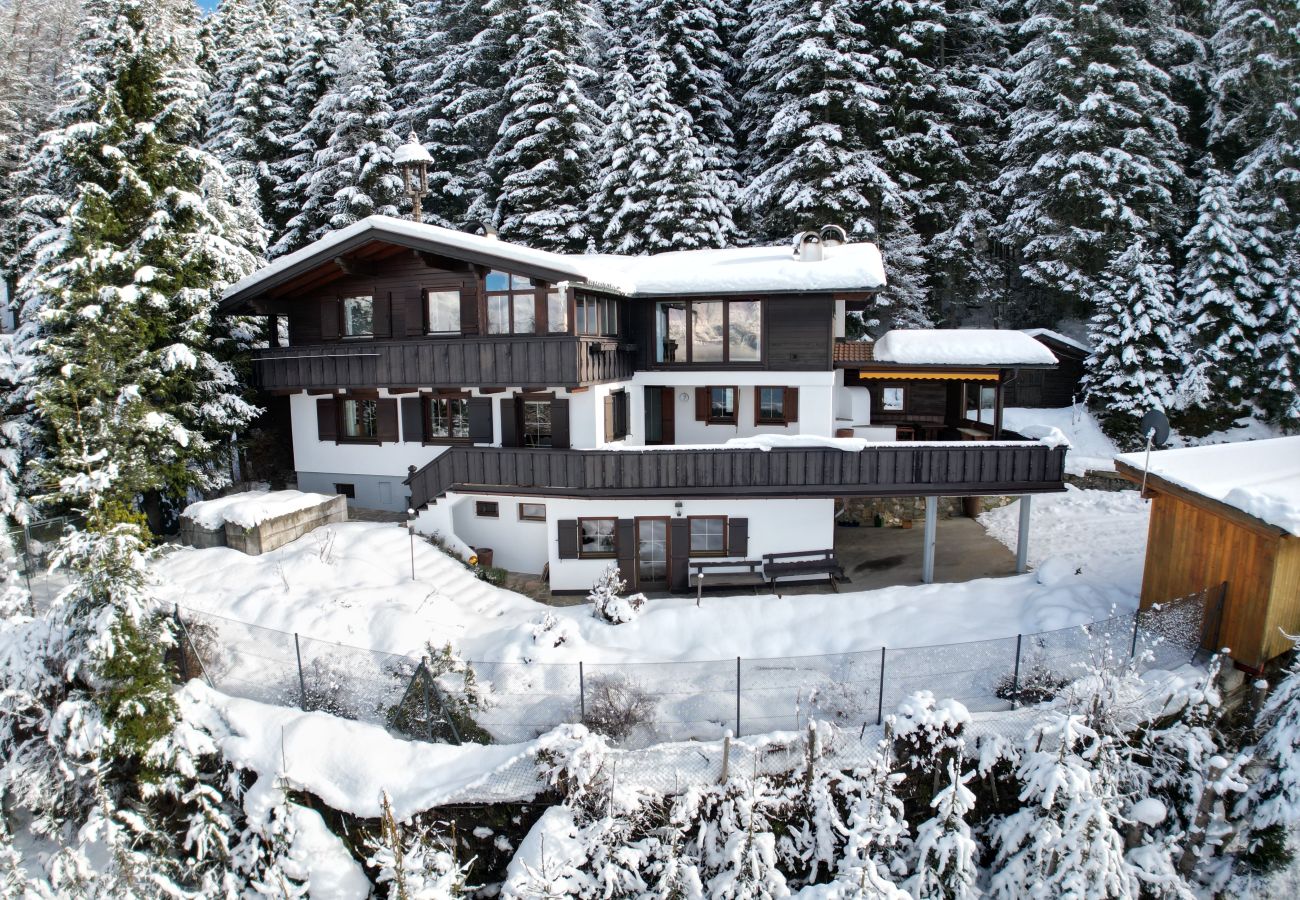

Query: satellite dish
<box><xmin>1139</xmin><ymin>409</ymin><xmax>1170</xmax><ymax>447</ymax></box>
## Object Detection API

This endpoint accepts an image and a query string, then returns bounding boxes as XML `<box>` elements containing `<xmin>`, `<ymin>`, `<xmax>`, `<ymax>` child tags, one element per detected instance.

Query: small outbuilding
<box><xmin>1000</xmin><ymin>329</ymin><xmax>1088</xmax><ymax>408</ymax></box>
<box><xmin>1115</xmin><ymin>437</ymin><xmax>1300</xmax><ymax>670</ymax></box>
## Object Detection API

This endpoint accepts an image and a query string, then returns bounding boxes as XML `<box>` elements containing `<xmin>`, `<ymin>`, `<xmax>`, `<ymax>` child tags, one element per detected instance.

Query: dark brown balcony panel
<box><xmin>252</xmin><ymin>336</ymin><xmax>636</xmax><ymax>391</ymax></box>
<box><xmin>405</xmin><ymin>443</ymin><xmax>1067</xmax><ymax>510</ymax></box>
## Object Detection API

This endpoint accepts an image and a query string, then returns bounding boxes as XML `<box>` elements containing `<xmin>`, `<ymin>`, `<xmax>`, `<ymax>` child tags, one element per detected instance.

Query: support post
<box><xmin>174</xmin><ymin>604</ymin><xmax>188</xmax><ymax>681</ymax></box>
<box><xmin>877</xmin><ymin>646</ymin><xmax>887</xmax><ymax>726</ymax></box>
<box><xmin>735</xmin><ymin>656</ymin><xmax>742</xmax><ymax>737</ymax></box>
<box><xmin>293</xmin><ymin>633</ymin><xmax>307</xmax><ymax>710</ymax></box>
<box><xmin>1130</xmin><ymin>608</ymin><xmax>1142</xmax><ymax>659</ymax></box>
<box><xmin>579</xmin><ymin>661</ymin><xmax>586</xmax><ymax>722</ymax></box>
<box><xmin>1011</xmin><ymin>633</ymin><xmax>1023</xmax><ymax>709</ymax></box>
<box><xmin>1016</xmin><ymin>494</ymin><xmax>1032</xmax><ymax>574</ymax></box>
<box><xmin>922</xmin><ymin>496</ymin><xmax>938</xmax><ymax>584</ymax></box>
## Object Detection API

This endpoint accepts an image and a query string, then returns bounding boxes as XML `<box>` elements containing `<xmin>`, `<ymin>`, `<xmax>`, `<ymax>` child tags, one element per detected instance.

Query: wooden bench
<box><xmin>689</xmin><ymin>559</ymin><xmax>766</xmax><ymax>605</ymax></box>
<box><xmin>762</xmin><ymin>550</ymin><xmax>846</xmax><ymax>595</ymax></box>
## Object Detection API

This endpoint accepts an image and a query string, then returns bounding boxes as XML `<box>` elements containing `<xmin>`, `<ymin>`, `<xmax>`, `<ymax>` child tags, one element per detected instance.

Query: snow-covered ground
<box><xmin>980</xmin><ymin>485</ymin><xmax>1152</xmax><ymax>593</ymax></box>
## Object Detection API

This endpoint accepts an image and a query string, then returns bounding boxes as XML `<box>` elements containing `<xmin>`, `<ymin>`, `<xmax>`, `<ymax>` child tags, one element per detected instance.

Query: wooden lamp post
<box><xmin>394</xmin><ymin>132</ymin><xmax>432</xmax><ymax>222</ymax></box>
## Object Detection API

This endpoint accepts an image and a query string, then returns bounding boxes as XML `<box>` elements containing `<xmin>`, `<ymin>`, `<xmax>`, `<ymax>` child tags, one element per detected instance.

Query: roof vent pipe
<box><xmin>794</xmin><ymin>231</ymin><xmax>824</xmax><ymax>262</ymax></box>
<box><xmin>820</xmin><ymin>224</ymin><xmax>847</xmax><ymax>248</ymax></box>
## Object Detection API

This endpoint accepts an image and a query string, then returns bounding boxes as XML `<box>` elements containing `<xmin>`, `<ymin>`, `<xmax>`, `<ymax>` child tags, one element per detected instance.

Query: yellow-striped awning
<box><xmin>854</xmin><ymin>369</ymin><xmax>999</xmax><ymax>381</ymax></box>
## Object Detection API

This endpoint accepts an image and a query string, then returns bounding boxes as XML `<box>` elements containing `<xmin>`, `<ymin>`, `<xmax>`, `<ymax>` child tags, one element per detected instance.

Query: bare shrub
<box><xmin>582</xmin><ymin>674</ymin><xmax>655</xmax><ymax>743</ymax></box>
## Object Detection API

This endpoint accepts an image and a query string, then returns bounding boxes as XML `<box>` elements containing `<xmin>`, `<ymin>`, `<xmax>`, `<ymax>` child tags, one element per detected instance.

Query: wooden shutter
<box><xmin>316</xmin><ymin>398</ymin><xmax>338</xmax><ymax>441</ymax></box>
<box><xmin>786</xmin><ymin>387</ymin><xmax>799</xmax><ymax>423</ymax></box>
<box><xmin>615</xmin><ymin>391</ymin><xmax>628</xmax><ymax>438</ymax></box>
<box><xmin>467</xmin><ymin>397</ymin><xmax>493</xmax><ymax>443</ymax></box>
<box><xmin>401</xmin><ymin>397</ymin><xmax>424</xmax><ymax>443</ymax></box>
<box><xmin>728</xmin><ymin>518</ymin><xmax>749</xmax><ymax>558</ymax></box>
<box><xmin>376</xmin><ymin>398</ymin><xmax>399</xmax><ymax>443</ymax></box>
<box><xmin>459</xmin><ymin>289</ymin><xmax>479</xmax><ymax>335</ymax></box>
<box><xmin>603</xmin><ymin>395</ymin><xmax>615</xmax><ymax>443</ymax></box>
<box><xmin>500</xmin><ymin>398</ymin><xmax>519</xmax><ymax>447</ymax></box>
<box><xmin>551</xmin><ymin>398</ymin><xmax>571</xmax><ymax>449</ymax></box>
<box><xmin>669</xmin><ymin>519</ymin><xmax>690</xmax><ymax>592</ymax></box>
<box><xmin>320</xmin><ymin>299</ymin><xmax>340</xmax><ymax>341</ymax></box>
<box><xmin>753</xmin><ymin>386</ymin><xmax>762</xmax><ymax>426</ymax></box>
<box><xmin>616</xmin><ymin>519</ymin><xmax>635</xmax><ymax>583</ymax></box>
<box><xmin>373</xmin><ymin>293</ymin><xmax>392</xmax><ymax>338</ymax></box>
<box><xmin>557</xmin><ymin>520</ymin><xmax>579</xmax><ymax>560</ymax></box>
<box><xmin>405</xmin><ymin>292</ymin><xmax>424</xmax><ymax>336</ymax></box>
<box><xmin>695</xmin><ymin>387</ymin><xmax>708</xmax><ymax>421</ymax></box>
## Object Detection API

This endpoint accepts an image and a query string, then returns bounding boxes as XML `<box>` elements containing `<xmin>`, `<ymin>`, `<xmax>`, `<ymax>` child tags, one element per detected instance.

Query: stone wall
<box><xmin>838</xmin><ymin>494</ymin><xmax>1013</xmax><ymax>526</ymax></box>
<box><xmin>224</xmin><ymin>494</ymin><xmax>349</xmax><ymax>555</ymax></box>
<box><xmin>1066</xmin><ymin>470</ymin><xmax>1136</xmax><ymax>492</ymax></box>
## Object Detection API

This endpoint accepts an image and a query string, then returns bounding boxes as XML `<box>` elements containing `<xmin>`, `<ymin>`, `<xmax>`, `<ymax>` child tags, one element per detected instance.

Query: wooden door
<box><xmin>660</xmin><ymin>387</ymin><xmax>675</xmax><ymax>445</ymax></box>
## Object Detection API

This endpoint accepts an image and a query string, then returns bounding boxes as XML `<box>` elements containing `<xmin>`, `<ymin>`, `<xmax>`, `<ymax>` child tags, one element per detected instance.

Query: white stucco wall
<box><xmin>415</xmin><ymin>493</ymin><xmax>835</xmax><ymax>592</ymax></box>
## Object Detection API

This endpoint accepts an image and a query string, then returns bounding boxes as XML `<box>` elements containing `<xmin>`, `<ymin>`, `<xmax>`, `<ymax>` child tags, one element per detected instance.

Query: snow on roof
<box><xmin>223</xmin><ymin>215</ymin><xmax>886</xmax><ymax>301</ymax></box>
<box><xmin>1115</xmin><ymin>437</ymin><xmax>1300</xmax><ymax>536</ymax></box>
<box><xmin>872</xmin><ymin>329</ymin><xmax>1060</xmax><ymax>366</ymax></box>
<box><xmin>182</xmin><ymin>489</ymin><xmax>336</xmax><ymax>530</ymax></box>
<box><xmin>393</xmin><ymin>140</ymin><xmax>433</xmax><ymax>165</ymax></box>
<box><xmin>1021</xmin><ymin>328</ymin><xmax>1090</xmax><ymax>354</ymax></box>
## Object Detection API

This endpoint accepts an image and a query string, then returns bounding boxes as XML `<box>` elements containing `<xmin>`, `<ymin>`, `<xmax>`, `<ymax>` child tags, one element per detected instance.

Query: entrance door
<box><xmin>635</xmin><ymin>518</ymin><xmax>669</xmax><ymax>589</ymax></box>
<box><xmin>644</xmin><ymin>387</ymin><xmax>677</xmax><ymax>445</ymax></box>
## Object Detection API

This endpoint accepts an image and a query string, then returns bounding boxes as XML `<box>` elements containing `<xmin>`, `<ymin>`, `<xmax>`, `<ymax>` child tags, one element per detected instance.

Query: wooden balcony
<box><xmin>251</xmin><ymin>335</ymin><xmax>636</xmax><ymax>391</ymax></box>
<box><xmin>406</xmin><ymin>442</ymin><xmax>1067</xmax><ymax>509</ymax></box>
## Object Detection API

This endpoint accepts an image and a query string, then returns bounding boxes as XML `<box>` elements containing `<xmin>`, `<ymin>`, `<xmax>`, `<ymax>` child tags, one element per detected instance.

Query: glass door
<box><xmin>635</xmin><ymin>518</ymin><xmax>668</xmax><ymax>588</ymax></box>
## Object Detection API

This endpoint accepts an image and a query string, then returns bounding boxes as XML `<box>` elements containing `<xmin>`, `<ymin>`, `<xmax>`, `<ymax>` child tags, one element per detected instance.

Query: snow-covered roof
<box><xmin>181</xmin><ymin>489</ymin><xmax>336</xmax><ymax>530</ymax></box>
<box><xmin>1115</xmin><ymin>437</ymin><xmax>1300</xmax><ymax>536</ymax></box>
<box><xmin>222</xmin><ymin>215</ymin><xmax>886</xmax><ymax>304</ymax></box>
<box><xmin>1021</xmin><ymin>328</ymin><xmax>1090</xmax><ymax>354</ymax></box>
<box><xmin>872</xmin><ymin>329</ymin><xmax>1060</xmax><ymax>366</ymax></box>
<box><xmin>393</xmin><ymin>140</ymin><xmax>433</xmax><ymax>165</ymax></box>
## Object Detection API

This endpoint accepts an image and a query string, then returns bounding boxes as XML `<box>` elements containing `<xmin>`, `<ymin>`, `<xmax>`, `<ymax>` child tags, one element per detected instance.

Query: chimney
<box><xmin>793</xmin><ymin>231</ymin><xmax>824</xmax><ymax>262</ymax></box>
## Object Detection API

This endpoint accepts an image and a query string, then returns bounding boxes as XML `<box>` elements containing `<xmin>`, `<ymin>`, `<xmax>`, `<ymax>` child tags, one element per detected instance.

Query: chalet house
<box><xmin>221</xmin><ymin>216</ymin><xmax>1067</xmax><ymax>593</ymax></box>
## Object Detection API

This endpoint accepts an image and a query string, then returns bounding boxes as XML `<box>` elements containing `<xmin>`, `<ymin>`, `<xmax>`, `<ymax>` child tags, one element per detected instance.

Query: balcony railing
<box><xmin>405</xmin><ymin>442</ymin><xmax>1067</xmax><ymax>509</ymax></box>
<box><xmin>251</xmin><ymin>335</ymin><xmax>636</xmax><ymax>391</ymax></box>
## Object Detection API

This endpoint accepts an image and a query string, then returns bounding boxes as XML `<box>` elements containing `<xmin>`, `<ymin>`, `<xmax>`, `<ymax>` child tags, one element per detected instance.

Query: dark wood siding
<box><xmin>1003</xmin><ymin>351</ymin><xmax>1086</xmax><ymax>408</ymax></box>
<box><xmin>405</xmin><ymin>443</ymin><xmax>1068</xmax><ymax>510</ymax></box>
<box><xmin>863</xmin><ymin>381</ymin><xmax>948</xmax><ymax>426</ymax></box>
<box><xmin>764</xmin><ymin>297</ymin><xmax>833</xmax><ymax>370</ymax></box>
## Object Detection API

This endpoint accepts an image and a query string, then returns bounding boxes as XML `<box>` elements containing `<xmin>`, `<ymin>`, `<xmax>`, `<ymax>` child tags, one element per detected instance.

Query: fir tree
<box><xmin>19</xmin><ymin>0</ymin><xmax>264</xmax><ymax>526</ymax></box>
<box><xmin>1240</xmin><ymin>640</ymin><xmax>1300</xmax><ymax>873</ymax></box>
<box><xmin>994</xmin><ymin>0</ymin><xmax>1187</xmax><ymax>321</ymax></box>
<box><xmin>272</xmin><ymin>21</ymin><xmax>403</xmax><ymax>255</ymax></box>
<box><xmin>1258</xmin><ymin>249</ymin><xmax>1300</xmax><ymax>430</ymax></box>
<box><xmin>1083</xmin><ymin>239</ymin><xmax>1185</xmax><ymax>442</ymax></box>
<box><xmin>488</xmin><ymin>0</ymin><xmax>601</xmax><ymax>251</ymax></box>
<box><xmin>907</xmin><ymin>757</ymin><xmax>979</xmax><ymax>900</ymax></box>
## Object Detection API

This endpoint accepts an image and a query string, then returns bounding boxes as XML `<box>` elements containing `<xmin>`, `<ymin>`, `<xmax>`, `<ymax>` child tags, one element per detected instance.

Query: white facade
<box><xmin>416</xmin><ymin>492</ymin><xmax>836</xmax><ymax>591</ymax></box>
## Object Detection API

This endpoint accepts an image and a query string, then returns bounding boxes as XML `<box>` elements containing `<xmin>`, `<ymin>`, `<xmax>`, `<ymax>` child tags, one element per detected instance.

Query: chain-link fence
<box><xmin>175</xmin><ymin>583</ymin><xmax>1224</xmax><ymax>750</ymax></box>
<box><xmin>4</xmin><ymin>516</ymin><xmax>76</xmax><ymax>609</ymax></box>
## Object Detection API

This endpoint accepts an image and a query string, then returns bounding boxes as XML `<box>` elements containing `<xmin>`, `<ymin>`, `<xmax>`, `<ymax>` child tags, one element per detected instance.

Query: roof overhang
<box><xmin>1114</xmin><ymin>460</ymin><xmax>1289</xmax><ymax>540</ymax></box>
<box><xmin>853</xmin><ymin>368</ymin><xmax>1001</xmax><ymax>381</ymax></box>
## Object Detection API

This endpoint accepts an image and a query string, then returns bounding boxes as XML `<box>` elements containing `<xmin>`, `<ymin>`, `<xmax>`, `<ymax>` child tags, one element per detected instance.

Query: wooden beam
<box><xmin>1114</xmin><ymin>460</ymin><xmax>1287</xmax><ymax>539</ymax></box>
<box><xmin>333</xmin><ymin>255</ymin><xmax>378</xmax><ymax>277</ymax></box>
<box><xmin>414</xmin><ymin>249</ymin><xmax>471</xmax><ymax>272</ymax></box>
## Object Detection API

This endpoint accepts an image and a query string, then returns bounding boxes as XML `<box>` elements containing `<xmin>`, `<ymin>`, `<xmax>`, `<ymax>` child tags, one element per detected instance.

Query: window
<box><xmin>612</xmin><ymin>391</ymin><xmax>629</xmax><ymax>439</ymax></box>
<box><xmin>708</xmin><ymin>386</ymin><xmax>737</xmax><ymax>423</ymax></box>
<box><xmin>575</xmin><ymin>293</ymin><xmax>619</xmax><ymax>336</ymax></box>
<box><xmin>426</xmin><ymin>289</ymin><xmax>460</xmax><ymax>334</ymax></box>
<box><xmin>475</xmin><ymin>501</ymin><xmax>499</xmax><ymax>518</ymax></box>
<box><xmin>341</xmin><ymin>398</ymin><xmax>378</xmax><ymax>439</ymax></box>
<box><xmin>523</xmin><ymin>400</ymin><xmax>552</xmax><ymax>447</ymax></box>
<box><xmin>518</xmin><ymin>502</ymin><xmax>546</xmax><ymax>522</ymax></box>
<box><xmin>579</xmin><ymin>517</ymin><xmax>617</xmax><ymax>557</ymax></box>
<box><xmin>881</xmin><ymin>387</ymin><xmax>906</xmax><ymax>412</ymax></box>
<box><xmin>334</xmin><ymin>483</ymin><xmax>356</xmax><ymax>499</ymax></box>
<box><xmin>548</xmin><ymin>290</ymin><xmax>568</xmax><ymax>333</ymax></box>
<box><xmin>341</xmin><ymin>295</ymin><xmax>374</xmax><ymax>338</ymax></box>
<box><xmin>689</xmin><ymin>517</ymin><xmax>726</xmax><ymax>555</ymax></box>
<box><xmin>655</xmin><ymin>299</ymin><xmax>762</xmax><ymax>364</ymax></box>
<box><xmin>485</xmin><ymin>270</ymin><xmax>536</xmax><ymax>334</ymax></box>
<box><xmin>757</xmin><ymin>387</ymin><xmax>787</xmax><ymax>424</ymax></box>
<box><xmin>427</xmin><ymin>397</ymin><xmax>469</xmax><ymax>441</ymax></box>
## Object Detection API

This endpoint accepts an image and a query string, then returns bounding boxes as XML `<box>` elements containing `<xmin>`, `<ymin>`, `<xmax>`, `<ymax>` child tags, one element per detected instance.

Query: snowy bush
<box><xmin>588</xmin><ymin>566</ymin><xmax>647</xmax><ymax>624</ymax></box>
<box><xmin>581</xmin><ymin>674</ymin><xmax>656</xmax><ymax>743</ymax></box>
<box><xmin>389</xmin><ymin>643</ymin><xmax>492</xmax><ymax>744</ymax></box>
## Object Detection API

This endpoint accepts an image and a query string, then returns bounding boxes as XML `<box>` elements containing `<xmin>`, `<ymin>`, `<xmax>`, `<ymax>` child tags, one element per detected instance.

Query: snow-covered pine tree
<box><xmin>994</xmin><ymin>0</ymin><xmax>1187</xmax><ymax>323</ymax></box>
<box><xmin>1258</xmin><ymin>249</ymin><xmax>1300</xmax><ymax>430</ymax></box>
<box><xmin>907</xmin><ymin>757</ymin><xmax>979</xmax><ymax>900</ymax></box>
<box><xmin>1240</xmin><ymin>639</ymin><xmax>1300</xmax><ymax>873</ymax></box>
<box><xmin>592</xmin><ymin>40</ymin><xmax>736</xmax><ymax>252</ymax></box>
<box><xmin>202</xmin><ymin>0</ymin><xmax>296</xmax><ymax>222</ymax></box>
<box><xmin>1083</xmin><ymin>239</ymin><xmax>1185</xmax><ymax>443</ymax></box>
<box><xmin>368</xmin><ymin>790</ymin><xmax>471</xmax><ymax>898</ymax></box>
<box><xmin>834</xmin><ymin>742</ymin><xmax>910</xmax><ymax>896</ymax></box>
<box><xmin>1176</xmin><ymin>167</ymin><xmax>1270</xmax><ymax>412</ymax></box>
<box><xmin>19</xmin><ymin>0</ymin><xmax>263</xmax><ymax>527</ymax></box>
<box><xmin>488</xmin><ymin>0</ymin><xmax>601</xmax><ymax>251</ymax></box>
<box><xmin>988</xmin><ymin>714</ymin><xmax>1136</xmax><ymax>899</ymax></box>
<box><xmin>684</xmin><ymin>776</ymin><xmax>790</xmax><ymax>899</ymax></box>
<box><xmin>273</xmin><ymin>21</ymin><xmax>403</xmax><ymax>255</ymax></box>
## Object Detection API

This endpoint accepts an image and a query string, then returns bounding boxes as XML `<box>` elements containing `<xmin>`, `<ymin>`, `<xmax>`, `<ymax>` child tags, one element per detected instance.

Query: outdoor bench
<box><xmin>689</xmin><ymin>559</ymin><xmax>766</xmax><ymax>605</ymax></box>
<box><xmin>762</xmin><ymin>549</ymin><xmax>846</xmax><ymax>595</ymax></box>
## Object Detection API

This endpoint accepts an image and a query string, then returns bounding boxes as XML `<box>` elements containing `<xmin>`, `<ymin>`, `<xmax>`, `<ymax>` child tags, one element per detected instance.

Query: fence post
<box><xmin>579</xmin><ymin>661</ymin><xmax>586</xmax><ymax>722</ymax></box>
<box><xmin>293</xmin><ymin>633</ymin><xmax>307</xmax><ymax>710</ymax></box>
<box><xmin>1130</xmin><ymin>608</ymin><xmax>1142</xmax><ymax>659</ymax></box>
<box><xmin>173</xmin><ymin>604</ymin><xmax>188</xmax><ymax>681</ymax></box>
<box><xmin>1011</xmin><ymin>634</ymin><xmax>1023</xmax><ymax>709</ymax></box>
<box><xmin>877</xmin><ymin>646</ymin><xmax>886</xmax><ymax>726</ymax></box>
<box><xmin>735</xmin><ymin>657</ymin><xmax>741</xmax><ymax>738</ymax></box>
<box><xmin>421</xmin><ymin>665</ymin><xmax>435</xmax><ymax>740</ymax></box>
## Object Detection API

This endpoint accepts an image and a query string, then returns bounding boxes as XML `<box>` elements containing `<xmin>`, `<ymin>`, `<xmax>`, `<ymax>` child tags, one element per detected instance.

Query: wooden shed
<box><xmin>1001</xmin><ymin>329</ymin><xmax>1087</xmax><ymax>408</ymax></box>
<box><xmin>1115</xmin><ymin>437</ymin><xmax>1300</xmax><ymax>670</ymax></box>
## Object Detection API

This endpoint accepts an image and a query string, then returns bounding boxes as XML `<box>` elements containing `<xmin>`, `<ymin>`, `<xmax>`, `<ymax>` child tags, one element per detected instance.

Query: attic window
<box><xmin>341</xmin><ymin>295</ymin><xmax>374</xmax><ymax>338</ymax></box>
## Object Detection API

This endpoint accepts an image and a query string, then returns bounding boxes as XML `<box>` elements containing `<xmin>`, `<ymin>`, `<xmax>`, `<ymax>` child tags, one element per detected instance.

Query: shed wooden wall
<box><xmin>1140</xmin><ymin>491</ymin><xmax>1294</xmax><ymax>668</ymax></box>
